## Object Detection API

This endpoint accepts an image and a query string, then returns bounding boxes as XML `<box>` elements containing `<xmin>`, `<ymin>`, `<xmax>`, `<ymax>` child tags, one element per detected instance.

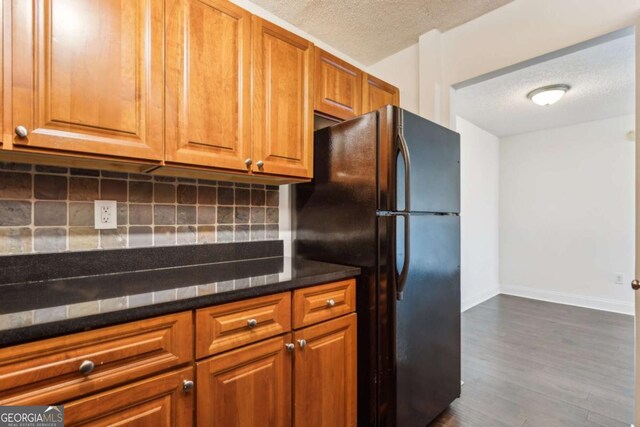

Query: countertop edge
<box><xmin>0</xmin><ymin>265</ymin><xmax>361</xmax><ymax>347</ymax></box>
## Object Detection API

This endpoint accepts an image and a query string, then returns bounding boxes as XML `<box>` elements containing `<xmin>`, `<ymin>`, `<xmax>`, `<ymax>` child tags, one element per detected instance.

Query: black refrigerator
<box><xmin>295</xmin><ymin>106</ymin><xmax>461</xmax><ymax>426</ymax></box>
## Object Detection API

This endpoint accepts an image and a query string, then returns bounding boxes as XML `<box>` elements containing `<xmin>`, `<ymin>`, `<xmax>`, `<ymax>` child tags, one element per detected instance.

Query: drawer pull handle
<box><xmin>247</xmin><ymin>318</ymin><xmax>258</xmax><ymax>328</ymax></box>
<box><xmin>79</xmin><ymin>360</ymin><xmax>95</xmax><ymax>375</ymax></box>
<box><xmin>285</xmin><ymin>343</ymin><xmax>295</xmax><ymax>352</ymax></box>
<box><xmin>326</xmin><ymin>299</ymin><xmax>336</xmax><ymax>307</ymax></box>
<box><xmin>182</xmin><ymin>380</ymin><xmax>195</xmax><ymax>393</ymax></box>
<box><xmin>298</xmin><ymin>339</ymin><xmax>307</xmax><ymax>348</ymax></box>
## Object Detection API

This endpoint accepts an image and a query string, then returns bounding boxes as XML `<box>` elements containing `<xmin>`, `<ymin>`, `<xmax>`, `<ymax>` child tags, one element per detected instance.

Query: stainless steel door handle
<box><xmin>297</xmin><ymin>339</ymin><xmax>307</xmax><ymax>348</ymax></box>
<box><xmin>182</xmin><ymin>380</ymin><xmax>195</xmax><ymax>393</ymax></box>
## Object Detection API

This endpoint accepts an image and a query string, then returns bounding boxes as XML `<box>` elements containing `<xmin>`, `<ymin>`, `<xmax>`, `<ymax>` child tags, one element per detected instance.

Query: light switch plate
<box><xmin>94</xmin><ymin>200</ymin><xmax>117</xmax><ymax>230</ymax></box>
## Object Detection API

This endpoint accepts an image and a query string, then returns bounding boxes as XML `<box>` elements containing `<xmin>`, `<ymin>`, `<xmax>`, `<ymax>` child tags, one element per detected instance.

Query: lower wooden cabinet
<box><xmin>0</xmin><ymin>280</ymin><xmax>357</xmax><ymax>426</ymax></box>
<box><xmin>294</xmin><ymin>313</ymin><xmax>357</xmax><ymax>427</ymax></box>
<box><xmin>196</xmin><ymin>314</ymin><xmax>357</xmax><ymax>427</ymax></box>
<box><xmin>196</xmin><ymin>334</ymin><xmax>292</xmax><ymax>426</ymax></box>
<box><xmin>63</xmin><ymin>367</ymin><xmax>195</xmax><ymax>427</ymax></box>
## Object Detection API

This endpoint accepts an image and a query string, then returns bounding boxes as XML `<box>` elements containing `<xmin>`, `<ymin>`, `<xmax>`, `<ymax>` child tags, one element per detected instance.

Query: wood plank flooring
<box><xmin>430</xmin><ymin>295</ymin><xmax>634</xmax><ymax>427</ymax></box>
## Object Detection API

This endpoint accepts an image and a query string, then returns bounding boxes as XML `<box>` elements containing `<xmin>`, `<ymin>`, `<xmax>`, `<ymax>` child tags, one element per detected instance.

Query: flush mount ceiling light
<box><xmin>527</xmin><ymin>84</ymin><xmax>570</xmax><ymax>106</ymax></box>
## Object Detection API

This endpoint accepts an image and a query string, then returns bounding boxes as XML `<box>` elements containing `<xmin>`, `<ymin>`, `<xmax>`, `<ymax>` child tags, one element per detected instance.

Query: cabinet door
<box><xmin>252</xmin><ymin>17</ymin><xmax>313</xmax><ymax>179</ymax></box>
<box><xmin>63</xmin><ymin>367</ymin><xmax>194</xmax><ymax>426</ymax></box>
<box><xmin>314</xmin><ymin>48</ymin><xmax>362</xmax><ymax>120</ymax></box>
<box><xmin>165</xmin><ymin>0</ymin><xmax>251</xmax><ymax>171</ymax></box>
<box><xmin>10</xmin><ymin>0</ymin><xmax>163</xmax><ymax>160</ymax></box>
<box><xmin>196</xmin><ymin>334</ymin><xmax>292</xmax><ymax>426</ymax></box>
<box><xmin>362</xmin><ymin>73</ymin><xmax>399</xmax><ymax>113</ymax></box>
<box><xmin>294</xmin><ymin>314</ymin><xmax>357</xmax><ymax>427</ymax></box>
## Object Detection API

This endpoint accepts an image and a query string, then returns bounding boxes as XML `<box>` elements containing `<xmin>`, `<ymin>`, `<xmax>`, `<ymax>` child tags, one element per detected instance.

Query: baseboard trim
<box><xmin>462</xmin><ymin>287</ymin><xmax>500</xmax><ymax>312</ymax></box>
<box><xmin>500</xmin><ymin>284</ymin><xmax>634</xmax><ymax>315</ymax></box>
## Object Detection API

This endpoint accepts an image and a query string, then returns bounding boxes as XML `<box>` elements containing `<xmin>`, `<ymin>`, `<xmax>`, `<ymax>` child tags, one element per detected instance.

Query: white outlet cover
<box><xmin>94</xmin><ymin>200</ymin><xmax>118</xmax><ymax>230</ymax></box>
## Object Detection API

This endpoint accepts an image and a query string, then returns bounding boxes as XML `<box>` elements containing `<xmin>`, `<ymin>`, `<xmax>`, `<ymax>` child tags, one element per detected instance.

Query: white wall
<box><xmin>500</xmin><ymin>115</ymin><xmax>636</xmax><ymax>314</ymax></box>
<box><xmin>456</xmin><ymin>117</ymin><xmax>501</xmax><ymax>311</ymax></box>
<box><xmin>368</xmin><ymin>44</ymin><xmax>420</xmax><ymax>115</ymax></box>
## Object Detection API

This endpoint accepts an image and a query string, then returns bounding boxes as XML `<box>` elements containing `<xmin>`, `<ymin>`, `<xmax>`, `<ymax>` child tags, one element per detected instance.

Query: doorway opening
<box><xmin>434</xmin><ymin>27</ymin><xmax>636</xmax><ymax>426</ymax></box>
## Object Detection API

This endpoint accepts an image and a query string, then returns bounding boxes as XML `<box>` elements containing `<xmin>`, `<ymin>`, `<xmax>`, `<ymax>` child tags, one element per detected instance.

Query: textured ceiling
<box><xmin>454</xmin><ymin>34</ymin><xmax>635</xmax><ymax>137</ymax></box>
<box><xmin>249</xmin><ymin>0</ymin><xmax>512</xmax><ymax>65</ymax></box>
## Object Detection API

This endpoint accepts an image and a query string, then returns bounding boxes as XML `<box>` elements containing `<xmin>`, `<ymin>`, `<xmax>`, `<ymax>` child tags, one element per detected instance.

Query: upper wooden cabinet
<box><xmin>314</xmin><ymin>48</ymin><xmax>362</xmax><ymax>120</ymax></box>
<box><xmin>9</xmin><ymin>0</ymin><xmax>164</xmax><ymax>161</ymax></box>
<box><xmin>165</xmin><ymin>0</ymin><xmax>251</xmax><ymax>171</ymax></box>
<box><xmin>252</xmin><ymin>17</ymin><xmax>313</xmax><ymax>179</ymax></box>
<box><xmin>362</xmin><ymin>73</ymin><xmax>400</xmax><ymax>113</ymax></box>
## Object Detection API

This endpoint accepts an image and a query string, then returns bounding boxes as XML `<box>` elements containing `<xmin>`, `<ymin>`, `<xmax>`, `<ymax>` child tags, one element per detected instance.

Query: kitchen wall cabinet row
<box><xmin>0</xmin><ymin>279</ymin><xmax>357</xmax><ymax>426</ymax></box>
<box><xmin>314</xmin><ymin>48</ymin><xmax>400</xmax><ymax>121</ymax></box>
<box><xmin>0</xmin><ymin>0</ymin><xmax>398</xmax><ymax>183</ymax></box>
<box><xmin>2</xmin><ymin>0</ymin><xmax>312</xmax><ymax>182</ymax></box>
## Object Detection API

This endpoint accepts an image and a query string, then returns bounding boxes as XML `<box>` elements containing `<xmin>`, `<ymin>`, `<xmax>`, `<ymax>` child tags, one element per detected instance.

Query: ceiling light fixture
<box><xmin>527</xmin><ymin>84</ymin><xmax>570</xmax><ymax>106</ymax></box>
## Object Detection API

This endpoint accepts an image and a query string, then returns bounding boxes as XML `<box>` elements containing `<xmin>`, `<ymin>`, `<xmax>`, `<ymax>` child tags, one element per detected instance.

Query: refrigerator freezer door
<box><xmin>393</xmin><ymin>213</ymin><xmax>461</xmax><ymax>426</ymax></box>
<box><xmin>380</xmin><ymin>108</ymin><xmax>461</xmax><ymax>214</ymax></box>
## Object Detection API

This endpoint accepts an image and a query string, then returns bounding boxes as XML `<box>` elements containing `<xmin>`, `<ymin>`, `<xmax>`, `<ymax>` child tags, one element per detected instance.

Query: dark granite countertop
<box><xmin>0</xmin><ymin>242</ymin><xmax>360</xmax><ymax>347</ymax></box>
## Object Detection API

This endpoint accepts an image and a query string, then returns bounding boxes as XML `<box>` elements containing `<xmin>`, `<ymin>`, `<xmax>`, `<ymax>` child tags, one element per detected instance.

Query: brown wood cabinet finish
<box><xmin>195</xmin><ymin>292</ymin><xmax>291</xmax><ymax>358</ymax></box>
<box><xmin>196</xmin><ymin>334</ymin><xmax>292</xmax><ymax>427</ymax></box>
<box><xmin>64</xmin><ymin>367</ymin><xmax>194</xmax><ymax>427</ymax></box>
<box><xmin>293</xmin><ymin>313</ymin><xmax>357</xmax><ymax>427</ymax></box>
<box><xmin>9</xmin><ymin>0</ymin><xmax>164</xmax><ymax>160</ymax></box>
<box><xmin>0</xmin><ymin>312</ymin><xmax>192</xmax><ymax>406</ymax></box>
<box><xmin>165</xmin><ymin>0</ymin><xmax>252</xmax><ymax>171</ymax></box>
<box><xmin>252</xmin><ymin>17</ymin><xmax>313</xmax><ymax>179</ymax></box>
<box><xmin>293</xmin><ymin>278</ymin><xmax>356</xmax><ymax>329</ymax></box>
<box><xmin>314</xmin><ymin>48</ymin><xmax>362</xmax><ymax>120</ymax></box>
<box><xmin>362</xmin><ymin>73</ymin><xmax>400</xmax><ymax>113</ymax></box>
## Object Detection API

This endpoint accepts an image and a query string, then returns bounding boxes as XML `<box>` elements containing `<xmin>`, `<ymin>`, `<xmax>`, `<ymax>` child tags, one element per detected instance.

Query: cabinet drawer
<box><xmin>0</xmin><ymin>312</ymin><xmax>193</xmax><ymax>406</ymax></box>
<box><xmin>293</xmin><ymin>279</ymin><xmax>356</xmax><ymax>329</ymax></box>
<box><xmin>196</xmin><ymin>292</ymin><xmax>291</xmax><ymax>358</ymax></box>
<box><xmin>64</xmin><ymin>367</ymin><xmax>194</xmax><ymax>427</ymax></box>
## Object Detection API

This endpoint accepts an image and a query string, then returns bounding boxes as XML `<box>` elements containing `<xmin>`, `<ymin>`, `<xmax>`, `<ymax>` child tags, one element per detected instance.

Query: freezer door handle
<box><xmin>397</xmin><ymin>109</ymin><xmax>411</xmax><ymax>212</ymax></box>
<box><xmin>396</xmin><ymin>214</ymin><xmax>410</xmax><ymax>300</ymax></box>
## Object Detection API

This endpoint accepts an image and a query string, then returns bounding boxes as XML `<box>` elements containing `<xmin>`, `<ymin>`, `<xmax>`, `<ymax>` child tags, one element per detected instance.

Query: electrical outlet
<box><xmin>614</xmin><ymin>273</ymin><xmax>624</xmax><ymax>285</ymax></box>
<box><xmin>94</xmin><ymin>200</ymin><xmax>117</xmax><ymax>230</ymax></box>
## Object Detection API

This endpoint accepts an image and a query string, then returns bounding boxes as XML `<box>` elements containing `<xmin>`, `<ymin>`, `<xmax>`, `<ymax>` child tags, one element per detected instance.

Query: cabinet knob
<box><xmin>632</xmin><ymin>279</ymin><xmax>640</xmax><ymax>290</ymax></box>
<box><xmin>247</xmin><ymin>318</ymin><xmax>258</xmax><ymax>328</ymax></box>
<box><xmin>326</xmin><ymin>299</ymin><xmax>336</xmax><ymax>307</ymax></box>
<box><xmin>256</xmin><ymin>160</ymin><xmax>264</xmax><ymax>169</ymax></box>
<box><xmin>297</xmin><ymin>339</ymin><xmax>307</xmax><ymax>348</ymax></box>
<box><xmin>244</xmin><ymin>158</ymin><xmax>253</xmax><ymax>167</ymax></box>
<box><xmin>285</xmin><ymin>343</ymin><xmax>295</xmax><ymax>352</ymax></box>
<box><xmin>15</xmin><ymin>126</ymin><xmax>28</xmax><ymax>138</ymax></box>
<box><xmin>182</xmin><ymin>380</ymin><xmax>195</xmax><ymax>393</ymax></box>
<box><xmin>79</xmin><ymin>360</ymin><xmax>95</xmax><ymax>375</ymax></box>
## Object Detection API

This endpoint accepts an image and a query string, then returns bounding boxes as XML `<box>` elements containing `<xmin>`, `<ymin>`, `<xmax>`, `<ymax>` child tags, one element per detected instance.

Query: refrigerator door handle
<box><xmin>397</xmin><ymin>109</ymin><xmax>411</xmax><ymax>212</ymax></box>
<box><xmin>396</xmin><ymin>213</ymin><xmax>410</xmax><ymax>300</ymax></box>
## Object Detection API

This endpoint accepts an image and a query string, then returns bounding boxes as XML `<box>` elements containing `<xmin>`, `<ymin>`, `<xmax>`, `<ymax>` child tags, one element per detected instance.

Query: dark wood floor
<box><xmin>430</xmin><ymin>295</ymin><xmax>634</xmax><ymax>427</ymax></box>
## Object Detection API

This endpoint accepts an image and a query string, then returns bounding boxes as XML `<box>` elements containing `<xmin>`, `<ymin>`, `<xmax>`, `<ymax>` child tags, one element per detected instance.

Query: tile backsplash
<box><xmin>0</xmin><ymin>163</ymin><xmax>280</xmax><ymax>255</ymax></box>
